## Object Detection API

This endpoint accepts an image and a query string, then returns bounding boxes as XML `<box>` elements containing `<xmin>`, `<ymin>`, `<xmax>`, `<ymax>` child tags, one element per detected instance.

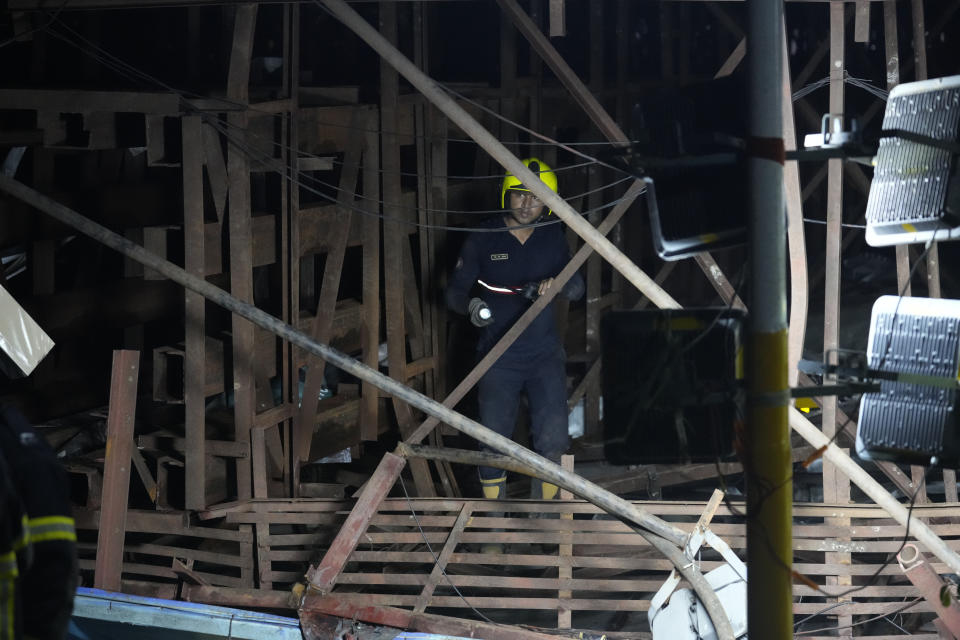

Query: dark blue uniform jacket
<box><xmin>446</xmin><ymin>217</ymin><xmax>584</xmax><ymax>363</ymax></box>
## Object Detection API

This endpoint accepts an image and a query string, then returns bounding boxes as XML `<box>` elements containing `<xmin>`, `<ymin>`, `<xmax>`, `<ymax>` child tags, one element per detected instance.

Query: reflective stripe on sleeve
<box><xmin>477</xmin><ymin>279</ymin><xmax>518</xmax><ymax>294</ymax></box>
<box><xmin>11</xmin><ymin>516</ymin><xmax>29</xmax><ymax>552</ymax></box>
<box><xmin>0</xmin><ymin>551</ymin><xmax>17</xmax><ymax>580</ymax></box>
<box><xmin>27</xmin><ymin>516</ymin><xmax>76</xmax><ymax>544</ymax></box>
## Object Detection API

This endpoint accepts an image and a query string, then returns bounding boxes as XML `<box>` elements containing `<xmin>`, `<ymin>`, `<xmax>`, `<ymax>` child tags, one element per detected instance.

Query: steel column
<box><xmin>93</xmin><ymin>349</ymin><xmax>140</xmax><ymax>591</ymax></box>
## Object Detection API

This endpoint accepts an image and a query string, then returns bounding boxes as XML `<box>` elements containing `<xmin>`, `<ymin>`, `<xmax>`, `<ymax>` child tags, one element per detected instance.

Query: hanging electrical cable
<box><xmin>201</xmin><ymin>113</ymin><xmax>632</xmax><ymax>232</ymax></box>
<box><xmin>202</xmin><ymin>111</ymin><xmax>633</xmax><ymax>215</ymax></box>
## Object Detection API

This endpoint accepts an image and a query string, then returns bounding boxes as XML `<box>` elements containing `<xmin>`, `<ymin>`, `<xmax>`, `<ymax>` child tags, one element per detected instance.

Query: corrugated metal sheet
<box><xmin>69</xmin><ymin>588</ymin><xmax>302</xmax><ymax>640</ymax></box>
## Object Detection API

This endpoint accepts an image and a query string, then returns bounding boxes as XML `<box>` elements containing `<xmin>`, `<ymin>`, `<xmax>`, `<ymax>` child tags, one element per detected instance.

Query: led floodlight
<box><xmin>865</xmin><ymin>75</ymin><xmax>960</xmax><ymax>247</ymax></box>
<box><xmin>856</xmin><ymin>296</ymin><xmax>960</xmax><ymax>468</ymax></box>
<box><xmin>601</xmin><ymin>308</ymin><xmax>745</xmax><ymax>465</ymax></box>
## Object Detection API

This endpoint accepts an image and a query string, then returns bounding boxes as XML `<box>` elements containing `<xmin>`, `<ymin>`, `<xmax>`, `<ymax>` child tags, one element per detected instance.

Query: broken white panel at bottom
<box><xmin>649</xmin><ymin>563</ymin><xmax>748</xmax><ymax>640</ymax></box>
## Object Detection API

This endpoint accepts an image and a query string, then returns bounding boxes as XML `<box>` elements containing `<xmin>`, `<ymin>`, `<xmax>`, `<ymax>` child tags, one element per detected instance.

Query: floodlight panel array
<box><xmin>865</xmin><ymin>75</ymin><xmax>960</xmax><ymax>247</ymax></box>
<box><xmin>856</xmin><ymin>296</ymin><xmax>960</xmax><ymax>466</ymax></box>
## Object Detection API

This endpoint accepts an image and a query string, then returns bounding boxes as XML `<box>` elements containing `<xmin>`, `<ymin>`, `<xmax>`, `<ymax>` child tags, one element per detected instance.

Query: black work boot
<box><xmin>528</xmin><ymin>479</ymin><xmax>560</xmax><ymax>554</ymax></box>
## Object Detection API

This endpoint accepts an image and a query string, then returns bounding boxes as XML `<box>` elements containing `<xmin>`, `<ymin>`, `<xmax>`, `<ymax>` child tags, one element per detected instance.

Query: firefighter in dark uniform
<box><xmin>0</xmin><ymin>403</ymin><xmax>78</xmax><ymax>640</ymax></box>
<box><xmin>446</xmin><ymin>158</ymin><xmax>584</xmax><ymax>522</ymax></box>
<box><xmin>1</xmin><ymin>441</ymin><xmax>26</xmax><ymax>640</ymax></box>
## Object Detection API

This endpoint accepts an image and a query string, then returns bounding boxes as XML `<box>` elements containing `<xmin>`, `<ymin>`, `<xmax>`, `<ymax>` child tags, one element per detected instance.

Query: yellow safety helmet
<box><xmin>500</xmin><ymin>157</ymin><xmax>558</xmax><ymax>214</ymax></box>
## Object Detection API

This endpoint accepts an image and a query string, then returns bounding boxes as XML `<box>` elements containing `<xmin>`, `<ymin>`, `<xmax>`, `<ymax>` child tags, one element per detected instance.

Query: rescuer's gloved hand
<box><xmin>519</xmin><ymin>281</ymin><xmax>540</xmax><ymax>301</ymax></box>
<box><xmin>468</xmin><ymin>297</ymin><xmax>494</xmax><ymax>327</ymax></box>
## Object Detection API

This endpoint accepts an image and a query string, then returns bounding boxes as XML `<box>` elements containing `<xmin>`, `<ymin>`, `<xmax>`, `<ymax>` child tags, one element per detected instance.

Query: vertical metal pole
<box><xmin>746</xmin><ymin>1</ymin><xmax>791</xmax><ymax>638</ymax></box>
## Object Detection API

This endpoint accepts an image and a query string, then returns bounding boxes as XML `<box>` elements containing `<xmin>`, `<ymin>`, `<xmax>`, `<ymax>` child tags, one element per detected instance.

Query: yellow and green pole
<box><xmin>746</xmin><ymin>0</ymin><xmax>792</xmax><ymax>637</ymax></box>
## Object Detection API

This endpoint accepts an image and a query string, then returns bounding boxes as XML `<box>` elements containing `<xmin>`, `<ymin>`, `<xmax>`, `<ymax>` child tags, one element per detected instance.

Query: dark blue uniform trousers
<box><xmin>476</xmin><ymin>345</ymin><xmax>570</xmax><ymax>481</ymax></box>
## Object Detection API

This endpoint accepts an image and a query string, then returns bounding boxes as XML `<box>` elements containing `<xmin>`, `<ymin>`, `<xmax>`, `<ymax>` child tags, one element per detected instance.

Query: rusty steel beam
<box><xmin>694</xmin><ymin>253</ymin><xmax>746</xmax><ymax>310</ymax></box>
<box><xmin>183</xmin><ymin>115</ymin><xmax>207</xmax><ymax>511</ymax></box>
<box><xmin>294</xmin><ymin>109</ymin><xmax>364</xmax><ymax>463</ymax></box>
<box><xmin>359</xmin><ymin>122</ymin><xmax>381</xmax><ymax>442</ymax></box>
<box><xmin>304</xmin><ymin>452</ymin><xmax>406</xmax><ymax>594</ymax></box>
<box><xmin>183</xmin><ymin>585</ymin><xmax>297</xmax><ymax>609</ymax></box>
<box><xmin>227</xmin><ymin>110</ymin><xmax>255</xmax><ymax>501</ymax></box>
<box><xmin>412</xmin><ymin>504</ymin><xmax>472</xmax><ymax>613</ymax></box>
<box><xmin>898</xmin><ymin>543</ymin><xmax>960</xmax><ymax>636</ymax></box>
<box><xmin>225</xmin><ymin>4</ymin><xmax>258</xmax><ymax>501</ymax></box>
<box><xmin>378</xmin><ymin>1</ymin><xmax>435</xmax><ymax>497</ymax></box>
<box><xmin>497</xmin><ymin>0</ymin><xmax>625</xmax><ymax>145</ymax></box>
<box><xmin>201</xmin><ymin>123</ymin><xmax>228</xmax><ymax>223</ymax></box>
<box><xmin>93</xmin><ymin>349</ymin><xmax>140</xmax><ymax>591</ymax></box>
<box><xmin>822</xmin><ymin>6</ymin><xmax>854</xmax><ymax>628</ymax></box>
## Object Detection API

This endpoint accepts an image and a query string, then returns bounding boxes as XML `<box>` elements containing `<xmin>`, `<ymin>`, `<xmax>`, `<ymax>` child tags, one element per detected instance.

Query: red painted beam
<box><xmin>304</xmin><ymin>452</ymin><xmax>406</xmax><ymax>593</ymax></box>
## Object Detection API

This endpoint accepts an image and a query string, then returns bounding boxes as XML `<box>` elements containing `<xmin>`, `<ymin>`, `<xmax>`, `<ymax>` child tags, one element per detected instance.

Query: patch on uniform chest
<box><xmin>489</xmin><ymin>253</ymin><xmax>509</xmax><ymax>261</ymax></box>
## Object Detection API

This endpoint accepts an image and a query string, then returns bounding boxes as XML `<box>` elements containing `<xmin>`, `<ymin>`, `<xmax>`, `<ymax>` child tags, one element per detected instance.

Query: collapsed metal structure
<box><xmin>2</xmin><ymin>0</ymin><xmax>960</xmax><ymax>637</ymax></box>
